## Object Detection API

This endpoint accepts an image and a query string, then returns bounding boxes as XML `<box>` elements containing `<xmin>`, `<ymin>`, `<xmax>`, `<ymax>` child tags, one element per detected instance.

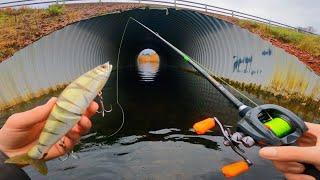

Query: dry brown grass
<box><xmin>0</xmin><ymin>6</ymin><xmax>68</xmax><ymax>60</ymax></box>
<box><xmin>0</xmin><ymin>3</ymin><xmax>144</xmax><ymax>62</ymax></box>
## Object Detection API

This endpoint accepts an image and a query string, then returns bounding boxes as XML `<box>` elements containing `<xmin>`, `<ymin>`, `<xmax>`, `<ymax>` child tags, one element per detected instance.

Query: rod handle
<box><xmin>303</xmin><ymin>163</ymin><xmax>320</xmax><ymax>179</ymax></box>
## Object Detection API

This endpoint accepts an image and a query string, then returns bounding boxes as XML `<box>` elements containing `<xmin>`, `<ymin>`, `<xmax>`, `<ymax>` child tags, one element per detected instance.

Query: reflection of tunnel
<box><xmin>0</xmin><ymin>8</ymin><xmax>319</xmax><ymax>109</ymax></box>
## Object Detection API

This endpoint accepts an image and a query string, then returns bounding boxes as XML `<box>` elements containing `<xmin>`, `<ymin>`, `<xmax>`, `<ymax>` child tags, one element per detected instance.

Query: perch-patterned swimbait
<box><xmin>5</xmin><ymin>62</ymin><xmax>113</xmax><ymax>175</ymax></box>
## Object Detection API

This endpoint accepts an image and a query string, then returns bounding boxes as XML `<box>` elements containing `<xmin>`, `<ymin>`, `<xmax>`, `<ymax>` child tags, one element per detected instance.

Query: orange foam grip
<box><xmin>221</xmin><ymin>161</ymin><xmax>250</xmax><ymax>178</ymax></box>
<box><xmin>193</xmin><ymin>118</ymin><xmax>215</xmax><ymax>135</ymax></box>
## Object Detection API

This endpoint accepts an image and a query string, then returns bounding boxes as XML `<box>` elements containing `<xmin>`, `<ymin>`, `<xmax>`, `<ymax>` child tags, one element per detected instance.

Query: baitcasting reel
<box><xmin>193</xmin><ymin>104</ymin><xmax>319</xmax><ymax>178</ymax></box>
<box><xmin>237</xmin><ymin>104</ymin><xmax>307</xmax><ymax>146</ymax></box>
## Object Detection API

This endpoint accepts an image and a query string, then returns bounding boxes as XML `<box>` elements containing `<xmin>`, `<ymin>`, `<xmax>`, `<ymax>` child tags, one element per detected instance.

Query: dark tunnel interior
<box><xmin>75</xmin><ymin>8</ymin><xmax>232</xmax><ymax>70</ymax></box>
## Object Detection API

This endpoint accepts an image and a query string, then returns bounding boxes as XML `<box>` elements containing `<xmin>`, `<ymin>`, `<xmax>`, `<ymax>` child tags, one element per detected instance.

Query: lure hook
<box><xmin>96</xmin><ymin>91</ymin><xmax>112</xmax><ymax>117</ymax></box>
<box><xmin>58</xmin><ymin>151</ymin><xmax>80</xmax><ymax>161</ymax></box>
<box><xmin>58</xmin><ymin>155</ymin><xmax>69</xmax><ymax>162</ymax></box>
<box><xmin>58</xmin><ymin>138</ymin><xmax>80</xmax><ymax>161</ymax></box>
<box><xmin>58</xmin><ymin>137</ymin><xmax>68</xmax><ymax>161</ymax></box>
<box><xmin>104</xmin><ymin>104</ymin><xmax>113</xmax><ymax>113</ymax></box>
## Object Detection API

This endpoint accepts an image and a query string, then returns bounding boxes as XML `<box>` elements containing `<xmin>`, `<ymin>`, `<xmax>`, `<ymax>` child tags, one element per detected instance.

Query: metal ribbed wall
<box><xmin>0</xmin><ymin>8</ymin><xmax>319</xmax><ymax>109</ymax></box>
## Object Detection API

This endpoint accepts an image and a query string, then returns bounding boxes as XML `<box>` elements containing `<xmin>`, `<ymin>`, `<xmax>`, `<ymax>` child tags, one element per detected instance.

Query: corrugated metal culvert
<box><xmin>0</xmin><ymin>8</ymin><xmax>319</xmax><ymax>110</ymax></box>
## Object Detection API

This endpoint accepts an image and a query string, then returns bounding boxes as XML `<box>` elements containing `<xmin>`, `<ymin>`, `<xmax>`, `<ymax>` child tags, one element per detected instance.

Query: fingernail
<box><xmin>259</xmin><ymin>147</ymin><xmax>277</xmax><ymax>158</ymax></box>
<box><xmin>47</xmin><ymin>97</ymin><xmax>56</xmax><ymax>104</ymax></box>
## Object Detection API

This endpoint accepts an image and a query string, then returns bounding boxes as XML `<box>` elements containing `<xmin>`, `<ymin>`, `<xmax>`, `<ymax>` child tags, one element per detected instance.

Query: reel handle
<box><xmin>303</xmin><ymin>163</ymin><xmax>320</xmax><ymax>179</ymax></box>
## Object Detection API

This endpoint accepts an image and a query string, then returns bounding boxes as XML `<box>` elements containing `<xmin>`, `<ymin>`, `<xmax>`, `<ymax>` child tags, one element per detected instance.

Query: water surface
<box><xmin>2</xmin><ymin>64</ymin><xmax>309</xmax><ymax>179</ymax></box>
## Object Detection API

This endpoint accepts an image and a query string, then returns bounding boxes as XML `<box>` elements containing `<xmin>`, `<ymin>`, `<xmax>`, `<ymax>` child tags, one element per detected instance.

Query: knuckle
<box><xmin>86</xmin><ymin>119</ymin><xmax>92</xmax><ymax>128</ymax></box>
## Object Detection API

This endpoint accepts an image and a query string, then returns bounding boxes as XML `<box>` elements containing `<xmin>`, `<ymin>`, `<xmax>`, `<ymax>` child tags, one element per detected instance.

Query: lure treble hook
<box><xmin>96</xmin><ymin>91</ymin><xmax>112</xmax><ymax>117</ymax></box>
<box><xmin>58</xmin><ymin>150</ymin><xmax>80</xmax><ymax>162</ymax></box>
<box><xmin>58</xmin><ymin>138</ymin><xmax>80</xmax><ymax>161</ymax></box>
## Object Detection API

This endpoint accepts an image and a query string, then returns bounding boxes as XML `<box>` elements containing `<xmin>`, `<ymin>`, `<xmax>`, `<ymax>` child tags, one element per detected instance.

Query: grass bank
<box><xmin>238</xmin><ymin>20</ymin><xmax>320</xmax><ymax>57</ymax></box>
<box><xmin>0</xmin><ymin>5</ymin><xmax>69</xmax><ymax>60</ymax></box>
<box><xmin>0</xmin><ymin>3</ymin><xmax>143</xmax><ymax>62</ymax></box>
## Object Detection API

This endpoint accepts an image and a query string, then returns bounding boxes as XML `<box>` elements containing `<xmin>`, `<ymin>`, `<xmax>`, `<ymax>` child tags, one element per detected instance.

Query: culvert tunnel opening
<box><xmin>0</xmin><ymin>6</ymin><xmax>319</xmax><ymax>179</ymax></box>
<box><xmin>70</xmin><ymin>8</ymin><xmax>228</xmax><ymax>71</ymax></box>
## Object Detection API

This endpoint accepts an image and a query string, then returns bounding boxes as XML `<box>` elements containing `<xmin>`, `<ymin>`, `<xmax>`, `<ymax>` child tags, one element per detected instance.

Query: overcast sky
<box><xmin>200</xmin><ymin>0</ymin><xmax>320</xmax><ymax>33</ymax></box>
<box><xmin>1</xmin><ymin>0</ymin><xmax>319</xmax><ymax>32</ymax></box>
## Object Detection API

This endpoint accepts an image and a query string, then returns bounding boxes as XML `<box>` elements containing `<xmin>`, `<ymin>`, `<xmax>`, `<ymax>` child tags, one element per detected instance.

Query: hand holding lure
<box><xmin>5</xmin><ymin>62</ymin><xmax>113</xmax><ymax>175</ymax></box>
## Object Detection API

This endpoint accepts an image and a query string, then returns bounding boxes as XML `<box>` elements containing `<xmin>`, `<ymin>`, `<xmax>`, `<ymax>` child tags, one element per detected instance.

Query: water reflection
<box><xmin>118</xmin><ymin>128</ymin><xmax>221</xmax><ymax>150</ymax></box>
<box><xmin>0</xmin><ymin>90</ymin><xmax>62</xmax><ymax>126</ymax></box>
<box><xmin>137</xmin><ymin>49</ymin><xmax>160</xmax><ymax>82</ymax></box>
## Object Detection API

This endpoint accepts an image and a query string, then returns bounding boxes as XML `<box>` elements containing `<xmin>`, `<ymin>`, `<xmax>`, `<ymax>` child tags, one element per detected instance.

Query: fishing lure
<box><xmin>5</xmin><ymin>62</ymin><xmax>113</xmax><ymax>175</ymax></box>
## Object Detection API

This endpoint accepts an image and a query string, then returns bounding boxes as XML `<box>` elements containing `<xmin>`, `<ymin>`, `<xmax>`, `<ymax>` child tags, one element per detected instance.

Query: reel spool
<box><xmin>237</xmin><ymin>104</ymin><xmax>308</xmax><ymax>146</ymax></box>
<box><xmin>264</xmin><ymin>117</ymin><xmax>293</xmax><ymax>138</ymax></box>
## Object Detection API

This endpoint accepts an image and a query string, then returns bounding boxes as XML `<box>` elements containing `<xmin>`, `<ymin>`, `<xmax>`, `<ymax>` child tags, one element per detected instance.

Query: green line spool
<box><xmin>264</xmin><ymin>117</ymin><xmax>293</xmax><ymax>138</ymax></box>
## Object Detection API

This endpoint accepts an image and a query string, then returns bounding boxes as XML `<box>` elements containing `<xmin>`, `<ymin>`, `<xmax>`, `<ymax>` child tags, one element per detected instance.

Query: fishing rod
<box><xmin>128</xmin><ymin>17</ymin><xmax>320</xmax><ymax>178</ymax></box>
<box><xmin>130</xmin><ymin>18</ymin><xmax>245</xmax><ymax>111</ymax></box>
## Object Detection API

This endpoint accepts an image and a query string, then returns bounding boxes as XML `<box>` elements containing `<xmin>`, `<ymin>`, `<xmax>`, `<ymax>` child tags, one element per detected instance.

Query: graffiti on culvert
<box><xmin>251</xmin><ymin>69</ymin><xmax>263</xmax><ymax>75</ymax></box>
<box><xmin>262</xmin><ymin>48</ymin><xmax>272</xmax><ymax>56</ymax></box>
<box><xmin>232</xmin><ymin>55</ymin><xmax>262</xmax><ymax>75</ymax></box>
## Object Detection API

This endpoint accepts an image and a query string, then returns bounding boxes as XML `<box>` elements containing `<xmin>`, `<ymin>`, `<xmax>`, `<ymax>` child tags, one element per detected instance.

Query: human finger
<box><xmin>77</xmin><ymin>116</ymin><xmax>92</xmax><ymax>135</ymax></box>
<box><xmin>6</xmin><ymin>97</ymin><xmax>57</xmax><ymax>129</ymax></box>
<box><xmin>67</xmin><ymin>117</ymin><xmax>93</xmax><ymax>140</ymax></box>
<box><xmin>84</xmin><ymin>101</ymin><xmax>99</xmax><ymax>118</ymax></box>
<box><xmin>272</xmin><ymin>161</ymin><xmax>305</xmax><ymax>174</ymax></box>
<box><xmin>66</xmin><ymin>119</ymin><xmax>90</xmax><ymax>137</ymax></box>
<box><xmin>284</xmin><ymin>173</ymin><xmax>315</xmax><ymax>180</ymax></box>
<box><xmin>259</xmin><ymin>146</ymin><xmax>320</xmax><ymax>165</ymax></box>
<box><xmin>65</xmin><ymin>129</ymin><xmax>81</xmax><ymax>142</ymax></box>
<box><xmin>46</xmin><ymin>136</ymin><xmax>75</xmax><ymax>160</ymax></box>
<box><xmin>305</xmin><ymin>123</ymin><xmax>320</xmax><ymax>134</ymax></box>
<box><xmin>297</xmin><ymin>136</ymin><xmax>317</xmax><ymax>147</ymax></box>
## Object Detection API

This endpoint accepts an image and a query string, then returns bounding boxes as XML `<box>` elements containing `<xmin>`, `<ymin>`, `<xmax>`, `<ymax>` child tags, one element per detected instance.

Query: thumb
<box><xmin>259</xmin><ymin>146</ymin><xmax>320</xmax><ymax>165</ymax></box>
<box><xmin>7</xmin><ymin>97</ymin><xmax>57</xmax><ymax>128</ymax></box>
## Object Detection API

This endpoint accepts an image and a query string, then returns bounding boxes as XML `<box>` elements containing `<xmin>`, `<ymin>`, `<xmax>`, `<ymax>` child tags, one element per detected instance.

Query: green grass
<box><xmin>46</xmin><ymin>4</ymin><xmax>65</xmax><ymax>16</ymax></box>
<box><xmin>238</xmin><ymin>20</ymin><xmax>320</xmax><ymax>57</ymax></box>
<box><xmin>0</xmin><ymin>12</ymin><xmax>8</xmax><ymax>24</ymax></box>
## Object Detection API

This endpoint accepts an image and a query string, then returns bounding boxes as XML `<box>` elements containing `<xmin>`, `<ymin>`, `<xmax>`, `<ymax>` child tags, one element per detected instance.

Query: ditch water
<box><xmin>1</xmin><ymin>59</ymin><xmax>318</xmax><ymax>179</ymax></box>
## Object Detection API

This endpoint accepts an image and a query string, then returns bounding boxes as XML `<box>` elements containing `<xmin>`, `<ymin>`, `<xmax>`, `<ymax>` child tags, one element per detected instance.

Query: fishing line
<box><xmin>110</xmin><ymin>16</ymin><xmax>272</xmax><ymax>139</ymax></box>
<box><xmin>126</xmin><ymin>17</ymin><xmax>272</xmax><ymax>119</ymax></box>
<box><xmin>106</xmin><ymin>18</ymin><xmax>131</xmax><ymax>138</ymax></box>
<box><xmin>192</xmin><ymin>60</ymin><xmax>260</xmax><ymax>107</ymax></box>
<box><xmin>192</xmin><ymin>60</ymin><xmax>273</xmax><ymax>120</ymax></box>
<box><xmin>191</xmin><ymin>60</ymin><xmax>273</xmax><ymax>120</ymax></box>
